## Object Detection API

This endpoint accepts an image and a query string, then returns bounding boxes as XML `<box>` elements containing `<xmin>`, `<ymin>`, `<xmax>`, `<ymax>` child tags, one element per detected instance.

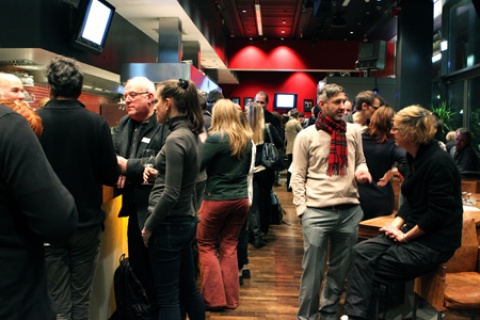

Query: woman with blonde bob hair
<box><xmin>196</xmin><ymin>99</ymin><xmax>254</xmax><ymax>311</ymax></box>
<box><xmin>343</xmin><ymin>105</ymin><xmax>463</xmax><ymax>320</ymax></box>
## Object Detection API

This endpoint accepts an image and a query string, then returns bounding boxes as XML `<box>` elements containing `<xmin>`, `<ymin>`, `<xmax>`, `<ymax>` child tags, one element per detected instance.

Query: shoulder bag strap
<box><xmin>265</xmin><ymin>123</ymin><xmax>274</xmax><ymax>144</ymax></box>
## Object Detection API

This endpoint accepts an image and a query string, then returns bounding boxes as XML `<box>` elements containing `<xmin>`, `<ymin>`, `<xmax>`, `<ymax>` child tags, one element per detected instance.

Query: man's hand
<box><xmin>116</xmin><ymin>175</ymin><xmax>126</xmax><ymax>189</ymax></box>
<box><xmin>117</xmin><ymin>156</ymin><xmax>128</xmax><ymax>175</ymax></box>
<box><xmin>141</xmin><ymin>227</ymin><xmax>152</xmax><ymax>247</ymax></box>
<box><xmin>355</xmin><ymin>169</ymin><xmax>372</xmax><ymax>184</ymax></box>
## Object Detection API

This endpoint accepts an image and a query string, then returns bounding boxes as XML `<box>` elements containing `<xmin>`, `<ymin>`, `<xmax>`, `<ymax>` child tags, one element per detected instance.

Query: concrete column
<box><xmin>158</xmin><ymin>17</ymin><xmax>182</xmax><ymax>63</ymax></box>
<box><xmin>182</xmin><ymin>40</ymin><xmax>201</xmax><ymax>69</ymax></box>
<box><xmin>395</xmin><ymin>0</ymin><xmax>433</xmax><ymax>109</ymax></box>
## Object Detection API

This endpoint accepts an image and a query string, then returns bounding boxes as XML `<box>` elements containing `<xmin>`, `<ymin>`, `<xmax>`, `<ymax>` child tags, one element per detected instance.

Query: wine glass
<box><xmin>141</xmin><ymin>149</ymin><xmax>157</xmax><ymax>185</ymax></box>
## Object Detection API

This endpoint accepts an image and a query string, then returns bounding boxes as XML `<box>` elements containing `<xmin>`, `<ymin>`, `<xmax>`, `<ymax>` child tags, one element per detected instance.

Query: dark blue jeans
<box><xmin>148</xmin><ymin>218</ymin><xmax>205</xmax><ymax>320</ymax></box>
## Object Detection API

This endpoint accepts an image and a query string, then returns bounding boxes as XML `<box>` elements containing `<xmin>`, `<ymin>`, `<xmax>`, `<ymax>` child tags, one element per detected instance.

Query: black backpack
<box><xmin>108</xmin><ymin>254</ymin><xmax>155</xmax><ymax>320</ymax></box>
<box><xmin>270</xmin><ymin>191</ymin><xmax>286</xmax><ymax>225</ymax></box>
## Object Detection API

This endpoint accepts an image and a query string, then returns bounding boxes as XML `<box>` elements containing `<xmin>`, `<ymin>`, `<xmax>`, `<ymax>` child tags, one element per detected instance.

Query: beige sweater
<box><xmin>290</xmin><ymin>123</ymin><xmax>369</xmax><ymax>216</ymax></box>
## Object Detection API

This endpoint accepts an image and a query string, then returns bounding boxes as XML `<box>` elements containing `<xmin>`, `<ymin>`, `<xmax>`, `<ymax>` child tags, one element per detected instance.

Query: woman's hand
<box><xmin>380</xmin><ymin>223</ymin><xmax>407</xmax><ymax>243</ymax></box>
<box><xmin>141</xmin><ymin>227</ymin><xmax>152</xmax><ymax>247</ymax></box>
<box><xmin>143</xmin><ymin>167</ymin><xmax>158</xmax><ymax>184</ymax></box>
<box><xmin>377</xmin><ymin>168</ymin><xmax>404</xmax><ymax>187</ymax></box>
<box><xmin>377</xmin><ymin>170</ymin><xmax>394</xmax><ymax>187</ymax></box>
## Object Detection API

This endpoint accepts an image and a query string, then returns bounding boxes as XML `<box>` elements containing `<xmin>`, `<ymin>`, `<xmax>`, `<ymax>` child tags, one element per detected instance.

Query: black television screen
<box><xmin>72</xmin><ymin>0</ymin><xmax>115</xmax><ymax>54</ymax></box>
<box><xmin>274</xmin><ymin>93</ymin><xmax>298</xmax><ymax>109</ymax></box>
<box><xmin>359</xmin><ymin>42</ymin><xmax>375</xmax><ymax>59</ymax></box>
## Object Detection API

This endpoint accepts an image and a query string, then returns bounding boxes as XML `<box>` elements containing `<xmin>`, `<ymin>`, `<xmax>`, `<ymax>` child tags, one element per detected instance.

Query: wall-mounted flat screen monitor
<box><xmin>274</xmin><ymin>93</ymin><xmax>298</xmax><ymax>109</ymax></box>
<box><xmin>72</xmin><ymin>0</ymin><xmax>115</xmax><ymax>54</ymax></box>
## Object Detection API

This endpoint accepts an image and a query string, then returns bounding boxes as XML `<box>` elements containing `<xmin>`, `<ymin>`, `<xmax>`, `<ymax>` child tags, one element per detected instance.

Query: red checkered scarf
<box><xmin>315</xmin><ymin>111</ymin><xmax>348</xmax><ymax>176</ymax></box>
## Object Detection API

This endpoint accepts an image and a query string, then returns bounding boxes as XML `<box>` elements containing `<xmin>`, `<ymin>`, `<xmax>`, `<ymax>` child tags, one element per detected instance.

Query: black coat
<box><xmin>397</xmin><ymin>141</ymin><xmax>463</xmax><ymax>253</ymax></box>
<box><xmin>0</xmin><ymin>106</ymin><xmax>77</xmax><ymax>319</ymax></box>
<box><xmin>113</xmin><ymin>113</ymin><xmax>169</xmax><ymax>229</ymax></box>
<box><xmin>38</xmin><ymin>99</ymin><xmax>119</xmax><ymax>227</ymax></box>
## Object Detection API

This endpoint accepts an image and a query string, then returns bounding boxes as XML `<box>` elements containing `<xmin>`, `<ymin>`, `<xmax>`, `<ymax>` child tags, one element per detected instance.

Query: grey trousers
<box><xmin>45</xmin><ymin>224</ymin><xmax>101</xmax><ymax>320</ymax></box>
<box><xmin>297</xmin><ymin>205</ymin><xmax>363</xmax><ymax>320</ymax></box>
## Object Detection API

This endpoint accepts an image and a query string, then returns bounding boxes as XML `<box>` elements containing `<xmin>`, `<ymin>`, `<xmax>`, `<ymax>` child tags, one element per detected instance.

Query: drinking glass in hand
<box><xmin>141</xmin><ymin>149</ymin><xmax>157</xmax><ymax>185</ymax></box>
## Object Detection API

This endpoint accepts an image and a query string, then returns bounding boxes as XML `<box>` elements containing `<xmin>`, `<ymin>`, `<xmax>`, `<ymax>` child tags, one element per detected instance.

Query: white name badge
<box><xmin>141</xmin><ymin>137</ymin><xmax>151</xmax><ymax>144</ymax></box>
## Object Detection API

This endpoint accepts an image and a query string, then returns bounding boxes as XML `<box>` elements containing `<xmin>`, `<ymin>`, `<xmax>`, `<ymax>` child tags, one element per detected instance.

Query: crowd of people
<box><xmin>0</xmin><ymin>54</ymin><xmax>471</xmax><ymax>320</ymax></box>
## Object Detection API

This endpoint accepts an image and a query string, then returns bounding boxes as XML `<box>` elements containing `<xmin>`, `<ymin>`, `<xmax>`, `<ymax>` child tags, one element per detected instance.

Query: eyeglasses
<box><xmin>123</xmin><ymin>92</ymin><xmax>149</xmax><ymax>100</ymax></box>
<box><xmin>255</xmin><ymin>100</ymin><xmax>266</xmax><ymax>105</ymax></box>
<box><xmin>369</xmin><ymin>104</ymin><xmax>380</xmax><ymax>110</ymax></box>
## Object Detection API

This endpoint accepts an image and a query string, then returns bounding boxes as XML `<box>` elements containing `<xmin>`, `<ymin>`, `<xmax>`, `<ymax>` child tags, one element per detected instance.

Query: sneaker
<box><xmin>242</xmin><ymin>269</ymin><xmax>251</xmax><ymax>279</ymax></box>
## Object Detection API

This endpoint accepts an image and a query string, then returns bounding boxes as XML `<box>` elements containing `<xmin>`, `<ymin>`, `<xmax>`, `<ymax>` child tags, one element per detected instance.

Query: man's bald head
<box><xmin>0</xmin><ymin>73</ymin><xmax>25</xmax><ymax>101</ymax></box>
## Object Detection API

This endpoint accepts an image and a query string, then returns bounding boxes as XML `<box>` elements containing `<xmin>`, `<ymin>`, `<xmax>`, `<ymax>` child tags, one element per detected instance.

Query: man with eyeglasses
<box><xmin>343</xmin><ymin>90</ymin><xmax>381</xmax><ymax>127</ymax></box>
<box><xmin>113</xmin><ymin>76</ymin><xmax>169</xmax><ymax>306</ymax></box>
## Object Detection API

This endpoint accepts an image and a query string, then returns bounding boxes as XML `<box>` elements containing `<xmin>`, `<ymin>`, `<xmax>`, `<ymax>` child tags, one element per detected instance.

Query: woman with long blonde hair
<box><xmin>196</xmin><ymin>99</ymin><xmax>253</xmax><ymax>310</ymax></box>
<box><xmin>246</xmin><ymin>102</ymin><xmax>283</xmax><ymax>248</ymax></box>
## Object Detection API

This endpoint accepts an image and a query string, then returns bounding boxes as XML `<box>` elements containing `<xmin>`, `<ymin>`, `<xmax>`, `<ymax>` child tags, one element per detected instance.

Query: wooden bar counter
<box><xmin>359</xmin><ymin>202</ymin><xmax>480</xmax><ymax>240</ymax></box>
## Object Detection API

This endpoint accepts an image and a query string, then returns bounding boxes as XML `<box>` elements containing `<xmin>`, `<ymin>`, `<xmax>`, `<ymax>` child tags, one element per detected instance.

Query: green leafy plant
<box><xmin>431</xmin><ymin>101</ymin><xmax>456</xmax><ymax>134</ymax></box>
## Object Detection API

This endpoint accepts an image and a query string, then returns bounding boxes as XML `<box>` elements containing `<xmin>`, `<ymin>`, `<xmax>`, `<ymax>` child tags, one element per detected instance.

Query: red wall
<box><xmin>221</xmin><ymin>71</ymin><xmax>322</xmax><ymax>115</ymax></box>
<box><xmin>222</xmin><ymin>40</ymin><xmax>396</xmax><ymax>115</ymax></box>
<box><xmin>227</xmin><ymin>39</ymin><xmax>360</xmax><ymax>71</ymax></box>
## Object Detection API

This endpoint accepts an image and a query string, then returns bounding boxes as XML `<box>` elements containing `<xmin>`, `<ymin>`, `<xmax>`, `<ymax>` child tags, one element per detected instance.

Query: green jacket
<box><xmin>202</xmin><ymin>132</ymin><xmax>252</xmax><ymax>200</ymax></box>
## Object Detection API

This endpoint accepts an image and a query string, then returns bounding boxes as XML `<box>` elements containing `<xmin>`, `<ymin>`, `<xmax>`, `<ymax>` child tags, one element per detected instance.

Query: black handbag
<box><xmin>261</xmin><ymin>124</ymin><xmax>285</xmax><ymax>170</ymax></box>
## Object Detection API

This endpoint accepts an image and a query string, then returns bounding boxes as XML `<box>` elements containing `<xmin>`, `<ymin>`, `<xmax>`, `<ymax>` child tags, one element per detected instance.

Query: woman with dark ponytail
<box><xmin>142</xmin><ymin>79</ymin><xmax>206</xmax><ymax>320</ymax></box>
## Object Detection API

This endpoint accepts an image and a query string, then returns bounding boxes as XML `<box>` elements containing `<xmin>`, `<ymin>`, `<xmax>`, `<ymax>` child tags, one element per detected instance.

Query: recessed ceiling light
<box><xmin>281</xmin><ymin>30</ymin><xmax>285</xmax><ymax>33</ymax></box>
<box><xmin>350</xmin><ymin>31</ymin><xmax>354</xmax><ymax>34</ymax></box>
<box><xmin>242</xmin><ymin>10</ymin><xmax>247</xmax><ymax>13</ymax></box>
<box><xmin>282</xmin><ymin>20</ymin><xmax>286</xmax><ymax>24</ymax></box>
<box><xmin>249</xmin><ymin>37</ymin><xmax>253</xmax><ymax>40</ymax></box>
<box><xmin>280</xmin><ymin>38</ymin><xmax>284</xmax><ymax>40</ymax></box>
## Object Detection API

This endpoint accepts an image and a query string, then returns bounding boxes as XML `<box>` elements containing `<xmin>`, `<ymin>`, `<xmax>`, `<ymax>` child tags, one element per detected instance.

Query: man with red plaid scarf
<box><xmin>291</xmin><ymin>83</ymin><xmax>372</xmax><ymax>320</ymax></box>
